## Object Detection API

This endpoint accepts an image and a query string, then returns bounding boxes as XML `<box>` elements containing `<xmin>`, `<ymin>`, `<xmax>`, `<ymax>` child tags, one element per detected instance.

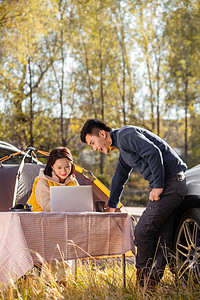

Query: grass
<box><xmin>1</xmin><ymin>258</ymin><xmax>200</xmax><ymax>299</ymax></box>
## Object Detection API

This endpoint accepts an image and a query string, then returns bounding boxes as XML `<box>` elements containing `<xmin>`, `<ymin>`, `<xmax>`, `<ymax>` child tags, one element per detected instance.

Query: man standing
<box><xmin>80</xmin><ymin>118</ymin><xmax>187</xmax><ymax>287</ymax></box>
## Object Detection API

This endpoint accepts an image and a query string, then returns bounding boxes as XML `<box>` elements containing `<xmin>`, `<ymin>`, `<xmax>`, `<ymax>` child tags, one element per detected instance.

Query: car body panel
<box><xmin>185</xmin><ymin>164</ymin><xmax>200</xmax><ymax>196</ymax></box>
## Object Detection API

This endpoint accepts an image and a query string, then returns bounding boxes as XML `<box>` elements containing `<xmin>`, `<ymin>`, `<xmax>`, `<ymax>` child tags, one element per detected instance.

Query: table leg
<box><xmin>122</xmin><ymin>254</ymin><xmax>126</xmax><ymax>288</ymax></box>
<box><xmin>74</xmin><ymin>259</ymin><xmax>77</xmax><ymax>281</ymax></box>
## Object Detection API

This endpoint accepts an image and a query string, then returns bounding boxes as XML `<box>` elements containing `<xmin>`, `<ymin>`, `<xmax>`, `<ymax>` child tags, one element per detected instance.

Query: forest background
<box><xmin>0</xmin><ymin>0</ymin><xmax>200</xmax><ymax>206</ymax></box>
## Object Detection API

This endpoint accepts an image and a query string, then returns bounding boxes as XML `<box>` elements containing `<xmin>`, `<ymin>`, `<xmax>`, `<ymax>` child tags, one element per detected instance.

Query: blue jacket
<box><xmin>108</xmin><ymin>126</ymin><xmax>187</xmax><ymax>208</ymax></box>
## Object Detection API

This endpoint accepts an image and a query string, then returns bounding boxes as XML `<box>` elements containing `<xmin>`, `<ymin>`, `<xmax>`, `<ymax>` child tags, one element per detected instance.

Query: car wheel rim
<box><xmin>176</xmin><ymin>218</ymin><xmax>200</xmax><ymax>279</ymax></box>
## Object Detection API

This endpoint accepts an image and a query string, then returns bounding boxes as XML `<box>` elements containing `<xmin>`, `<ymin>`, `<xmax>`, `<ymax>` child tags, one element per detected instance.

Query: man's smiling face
<box><xmin>85</xmin><ymin>130</ymin><xmax>111</xmax><ymax>155</ymax></box>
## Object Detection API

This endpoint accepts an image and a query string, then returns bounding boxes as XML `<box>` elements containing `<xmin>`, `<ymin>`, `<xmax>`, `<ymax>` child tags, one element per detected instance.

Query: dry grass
<box><xmin>1</xmin><ymin>258</ymin><xmax>200</xmax><ymax>300</ymax></box>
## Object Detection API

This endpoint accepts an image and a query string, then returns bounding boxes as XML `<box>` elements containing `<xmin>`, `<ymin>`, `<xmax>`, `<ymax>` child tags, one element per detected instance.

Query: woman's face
<box><xmin>52</xmin><ymin>158</ymin><xmax>72</xmax><ymax>182</ymax></box>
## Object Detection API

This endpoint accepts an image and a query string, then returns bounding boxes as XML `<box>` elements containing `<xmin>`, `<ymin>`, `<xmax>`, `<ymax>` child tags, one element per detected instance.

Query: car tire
<box><xmin>173</xmin><ymin>208</ymin><xmax>200</xmax><ymax>281</ymax></box>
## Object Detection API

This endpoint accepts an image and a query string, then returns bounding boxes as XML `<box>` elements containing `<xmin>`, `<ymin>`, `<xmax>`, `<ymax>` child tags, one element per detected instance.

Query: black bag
<box><xmin>9</xmin><ymin>203</ymin><xmax>33</xmax><ymax>212</ymax></box>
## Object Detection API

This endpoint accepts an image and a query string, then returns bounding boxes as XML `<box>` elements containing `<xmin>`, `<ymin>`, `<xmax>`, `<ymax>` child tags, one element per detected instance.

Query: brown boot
<box><xmin>136</xmin><ymin>269</ymin><xmax>157</xmax><ymax>291</ymax></box>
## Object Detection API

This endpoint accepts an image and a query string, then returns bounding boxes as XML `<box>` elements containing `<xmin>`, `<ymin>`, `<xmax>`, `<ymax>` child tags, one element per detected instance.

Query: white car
<box><xmin>172</xmin><ymin>165</ymin><xmax>200</xmax><ymax>280</ymax></box>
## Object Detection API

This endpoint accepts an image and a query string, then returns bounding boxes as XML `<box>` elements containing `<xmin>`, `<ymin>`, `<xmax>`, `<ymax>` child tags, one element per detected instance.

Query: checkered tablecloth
<box><xmin>0</xmin><ymin>212</ymin><xmax>134</xmax><ymax>286</ymax></box>
<box><xmin>0</xmin><ymin>213</ymin><xmax>33</xmax><ymax>286</ymax></box>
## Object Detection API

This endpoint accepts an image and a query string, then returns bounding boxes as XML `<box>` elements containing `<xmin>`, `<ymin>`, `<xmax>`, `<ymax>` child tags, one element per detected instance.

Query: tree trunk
<box><xmin>121</xmin><ymin>28</ymin><xmax>126</xmax><ymax>126</ymax></box>
<box><xmin>28</xmin><ymin>57</ymin><xmax>34</xmax><ymax>147</ymax></box>
<box><xmin>184</xmin><ymin>79</ymin><xmax>188</xmax><ymax>164</ymax></box>
<box><xmin>60</xmin><ymin>11</ymin><xmax>66</xmax><ymax>147</ymax></box>
<box><xmin>99</xmin><ymin>25</ymin><xmax>104</xmax><ymax>175</ymax></box>
<box><xmin>83</xmin><ymin>42</ymin><xmax>97</xmax><ymax>117</ymax></box>
<box><xmin>156</xmin><ymin>59</ymin><xmax>160</xmax><ymax>136</ymax></box>
<box><xmin>146</xmin><ymin>60</ymin><xmax>155</xmax><ymax>131</ymax></box>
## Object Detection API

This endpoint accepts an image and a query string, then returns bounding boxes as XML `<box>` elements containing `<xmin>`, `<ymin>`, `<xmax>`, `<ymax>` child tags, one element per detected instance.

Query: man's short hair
<box><xmin>80</xmin><ymin>118</ymin><xmax>111</xmax><ymax>143</ymax></box>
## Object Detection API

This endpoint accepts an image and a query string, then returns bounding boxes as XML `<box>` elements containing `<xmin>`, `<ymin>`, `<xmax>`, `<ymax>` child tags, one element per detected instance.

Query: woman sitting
<box><xmin>27</xmin><ymin>147</ymin><xmax>79</xmax><ymax>212</ymax></box>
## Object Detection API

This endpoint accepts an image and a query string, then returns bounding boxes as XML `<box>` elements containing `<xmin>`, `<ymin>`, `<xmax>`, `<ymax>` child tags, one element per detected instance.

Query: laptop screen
<box><xmin>50</xmin><ymin>185</ymin><xmax>94</xmax><ymax>212</ymax></box>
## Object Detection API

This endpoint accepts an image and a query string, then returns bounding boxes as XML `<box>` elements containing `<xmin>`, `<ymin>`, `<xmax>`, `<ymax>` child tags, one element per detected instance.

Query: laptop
<box><xmin>50</xmin><ymin>185</ymin><xmax>94</xmax><ymax>212</ymax></box>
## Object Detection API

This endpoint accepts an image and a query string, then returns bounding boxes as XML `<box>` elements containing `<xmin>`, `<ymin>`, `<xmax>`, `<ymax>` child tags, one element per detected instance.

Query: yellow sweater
<box><xmin>27</xmin><ymin>169</ymin><xmax>78</xmax><ymax>212</ymax></box>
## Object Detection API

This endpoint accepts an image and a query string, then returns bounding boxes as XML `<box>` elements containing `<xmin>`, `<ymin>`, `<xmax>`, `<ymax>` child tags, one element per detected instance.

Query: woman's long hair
<box><xmin>44</xmin><ymin>147</ymin><xmax>75</xmax><ymax>177</ymax></box>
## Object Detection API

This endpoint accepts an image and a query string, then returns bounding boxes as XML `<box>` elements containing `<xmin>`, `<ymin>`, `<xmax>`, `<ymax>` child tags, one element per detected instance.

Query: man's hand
<box><xmin>104</xmin><ymin>206</ymin><xmax>115</xmax><ymax>212</ymax></box>
<box><xmin>149</xmin><ymin>188</ymin><xmax>163</xmax><ymax>201</ymax></box>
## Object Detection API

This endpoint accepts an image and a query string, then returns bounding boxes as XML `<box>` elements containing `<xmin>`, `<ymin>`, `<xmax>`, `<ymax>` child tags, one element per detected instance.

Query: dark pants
<box><xmin>134</xmin><ymin>173</ymin><xmax>186</xmax><ymax>283</ymax></box>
